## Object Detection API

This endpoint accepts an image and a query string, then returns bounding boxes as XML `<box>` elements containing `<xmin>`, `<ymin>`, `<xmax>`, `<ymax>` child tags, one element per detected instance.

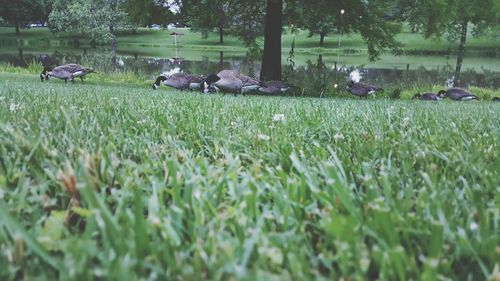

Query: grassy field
<box><xmin>1</xmin><ymin>26</ymin><xmax>499</xmax><ymax>54</ymax></box>
<box><xmin>0</xmin><ymin>70</ymin><xmax>499</xmax><ymax>280</ymax></box>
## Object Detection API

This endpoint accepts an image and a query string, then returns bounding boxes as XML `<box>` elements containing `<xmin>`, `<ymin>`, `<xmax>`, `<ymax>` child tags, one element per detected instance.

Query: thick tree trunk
<box><xmin>319</xmin><ymin>32</ymin><xmax>325</xmax><ymax>47</ymax></box>
<box><xmin>218</xmin><ymin>25</ymin><xmax>224</xmax><ymax>44</ymax></box>
<box><xmin>454</xmin><ymin>20</ymin><xmax>468</xmax><ymax>86</ymax></box>
<box><xmin>14</xmin><ymin>15</ymin><xmax>20</xmax><ymax>35</ymax></box>
<box><xmin>260</xmin><ymin>0</ymin><xmax>282</xmax><ymax>81</ymax></box>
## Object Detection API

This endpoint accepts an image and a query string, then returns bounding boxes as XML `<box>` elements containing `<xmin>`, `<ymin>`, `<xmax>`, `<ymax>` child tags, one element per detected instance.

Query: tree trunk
<box><xmin>260</xmin><ymin>0</ymin><xmax>282</xmax><ymax>81</ymax></box>
<box><xmin>319</xmin><ymin>32</ymin><xmax>325</xmax><ymax>47</ymax></box>
<box><xmin>454</xmin><ymin>20</ymin><xmax>468</xmax><ymax>86</ymax></box>
<box><xmin>14</xmin><ymin>15</ymin><xmax>20</xmax><ymax>35</ymax></box>
<box><xmin>109</xmin><ymin>0</ymin><xmax>118</xmax><ymax>66</ymax></box>
<box><xmin>110</xmin><ymin>25</ymin><xmax>117</xmax><ymax>65</ymax></box>
<box><xmin>218</xmin><ymin>25</ymin><xmax>224</xmax><ymax>44</ymax></box>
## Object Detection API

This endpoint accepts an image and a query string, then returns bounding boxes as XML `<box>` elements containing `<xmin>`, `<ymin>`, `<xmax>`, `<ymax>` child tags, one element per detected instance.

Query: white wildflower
<box><xmin>194</xmin><ymin>190</ymin><xmax>201</xmax><ymax>200</ymax></box>
<box><xmin>110</xmin><ymin>97</ymin><xmax>118</xmax><ymax>102</ymax></box>
<box><xmin>257</xmin><ymin>134</ymin><xmax>270</xmax><ymax>141</ymax></box>
<box><xmin>470</xmin><ymin>221</ymin><xmax>478</xmax><ymax>231</ymax></box>
<box><xmin>9</xmin><ymin>103</ymin><xmax>20</xmax><ymax>112</ymax></box>
<box><xmin>403</xmin><ymin>117</ymin><xmax>410</xmax><ymax>126</ymax></box>
<box><xmin>427</xmin><ymin>258</ymin><xmax>440</xmax><ymax>268</ymax></box>
<box><xmin>334</xmin><ymin>132</ymin><xmax>344</xmax><ymax>141</ymax></box>
<box><xmin>272</xmin><ymin>114</ymin><xmax>286</xmax><ymax>122</ymax></box>
<box><xmin>149</xmin><ymin>216</ymin><xmax>161</xmax><ymax>226</ymax></box>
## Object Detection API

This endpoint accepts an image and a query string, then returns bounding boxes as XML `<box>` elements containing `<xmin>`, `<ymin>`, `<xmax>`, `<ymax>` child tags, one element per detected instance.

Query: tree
<box><xmin>49</xmin><ymin>0</ymin><xmax>127</xmax><ymax>60</ymax></box>
<box><xmin>184</xmin><ymin>0</ymin><xmax>231</xmax><ymax>44</ymax></box>
<box><xmin>260</xmin><ymin>0</ymin><xmax>282</xmax><ymax>81</ymax></box>
<box><xmin>123</xmin><ymin>0</ymin><xmax>174</xmax><ymax>27</ymax></box>
<box><xmin>227</xmin><ymin>0</ymin><xmax>265</xmax><ymax>48</ymax></box>
<box><xmin>183</xmin><ymin>0</ymin><xmax>264</xmax><ymax>46</ymax></box>
<box><xmin>0</xmin><ymin>0</ymin><xmax>43</xmax><ymax>35</ymax></box>
<box><xmin>407</xmin><ymin>0</ymin><xmax>499</xmax><ymax>85</ymax></box>
<box><xmin>260</xmin><ymin>0</ymin><xmax>402</xmax><ymax>81</ymax></box>
<box><xmin>300</xmin><ymin>0</ymin><xmax>338</xmax><ymax>46</ymax></box>
<box><xmin>290</xmin><ymin>0</ymin><xmax>402</xmax><ymax>59</ymax></box>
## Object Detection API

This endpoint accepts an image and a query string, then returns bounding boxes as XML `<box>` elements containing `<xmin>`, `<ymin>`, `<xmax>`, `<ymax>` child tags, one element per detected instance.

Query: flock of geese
<box><xmin>40</xmin><ymin>63</ymin><xmax>499</xmax><ymax>101</ymax></box>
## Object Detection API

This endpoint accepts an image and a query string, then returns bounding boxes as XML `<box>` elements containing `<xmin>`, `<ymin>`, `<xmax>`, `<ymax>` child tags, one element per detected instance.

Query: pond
<box><xmin>1</xmin><ymin>44</ymin><xmax>500</xmax><ymax>91</ymax></box>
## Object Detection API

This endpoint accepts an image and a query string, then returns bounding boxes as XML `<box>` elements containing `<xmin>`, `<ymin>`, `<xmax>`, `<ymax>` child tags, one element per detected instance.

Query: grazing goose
<box><xmin>492</xmin><ymin>97</ymin><xmax>500</xmax><ymax>102</ymax></box>
<box><xmin>412</xmin><ymin>92</ymin><xmax>444</xmax><ymax>101</ymax></box>
<box><xmin>40</xmin><ymin>64</ymin><xmax>95</xmax><ymax>83</ymax></box>
<box><xmin>152</xmin><ymin>73</ymin><xmax>204</xmax><ymax>91</ymax></box>
<box><xmin>259</xmin><ymin>81</ymin><xmax>291</xmax><ymax>95</ymax></box>
<box><xmin>201</xmin><ymin>70</ymin><xmax>261</xmax><ymax>96</ymax></box>
<box><xmin>346</xmin><ymin>80</ymin><xmax>383</xmax><ymax>98</ymax></box>
<box><xmin>438</xmin><ymin>88</ymin><xmax>479</xmax><ymax>101</ymax></box>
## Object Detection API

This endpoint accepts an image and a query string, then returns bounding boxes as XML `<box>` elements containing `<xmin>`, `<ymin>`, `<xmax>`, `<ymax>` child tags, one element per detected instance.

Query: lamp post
<box><xmin>337</xmin><ymin>9</ymin><xmax>345</xmax><ymax>64</ymax></box>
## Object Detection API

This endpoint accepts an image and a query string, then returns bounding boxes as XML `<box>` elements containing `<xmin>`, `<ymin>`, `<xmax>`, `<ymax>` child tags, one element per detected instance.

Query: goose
<box><xmin>412</xmin><ymin>92</ymin><xmax>444</xmax><ymax>101</ymax></box>
<box><xmin>346</xmin><ymin>80</ymin><xmax>383</xmax><ymax>98</ymax></box>
<box><xmin>492</xmin><ymin>97</ymin><xmax>500</xmax><ymax>102</ymax></box>
<box><xmin>201</xmin><ymin>70</ymin><xmax>261</xmax><ymax>96</ymax></box>
<box><xmin>438</xmin><ymin>88</ymin><xmax>479</xmax><ymax>101</ymax></box>
<box><xmin>40</xmin><ymin>64</ymin><xmax>95</xmax><ymax>83</ymax></box>
<box><xmin>152</xmin><ymin>73</ymin><xmax>204</xmax><ymax>91</ymax></box>
<box><xmin>258</xmin><ymin>81</ymin><xmax>291</xmax><ymax>95</ymax></box>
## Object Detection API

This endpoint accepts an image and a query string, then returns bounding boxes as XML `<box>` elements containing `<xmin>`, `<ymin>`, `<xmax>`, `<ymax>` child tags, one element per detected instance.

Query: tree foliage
<box><xmin>49</xmin><ymin>0</ymin><xmax>127</xmax><ymax>42</ymax></box>
<box><xmin>182</xmin><ymin>0</ymin><xmax>264</xmax><ymax>46</ymax></box>
<box><xmin>287</xmin><ymin>0</ymin><xmax>402</xmax><ymax>60</ymax></box>
<box><xmin>405</xmin><ymin>0</ymin><xmax>499</xmax><ymax>82</ymax></box>
<box><xmin>123</xmin><ymin>0</ymin><xmax>174</xmax><ymax>27</ymax></box>
<box><xmin>0</xmin><ymin>0</ymin><xmax>46</xmax><ymax>34</ymax></box>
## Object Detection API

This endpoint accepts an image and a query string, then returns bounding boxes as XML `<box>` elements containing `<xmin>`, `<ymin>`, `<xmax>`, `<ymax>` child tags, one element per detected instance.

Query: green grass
<box><xmin>1</xmin><ymin>26</ymin><xmax>498</xmax><ymax>54</ymax></box>
<box><xmin>0</xmin><ymin>72</ymin><xmax>499</xmax><ymax>280</ymax></box>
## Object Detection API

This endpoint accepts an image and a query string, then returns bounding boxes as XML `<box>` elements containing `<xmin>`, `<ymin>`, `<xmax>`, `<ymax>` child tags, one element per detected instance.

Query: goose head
<box><xmin>152</xmin><ymin>76</ymin><xmax>168</xmax><ymax>89</ymax></box>
<box><xmin>40</xmin><ymin>66</ymin><xmax>51</xmax><ymax>82</ymax></box>
<box><xmin>412</xmin><ymin>93</ymin><xmax>421</xmax><ymax>100</ymax></box>
<box><xmin>437</xmin><ymin>90</ymin><xmax>447</xmax><ymax>99</ymax></box>
<box><xmin>493</xmin><ymin>97</ymin><xmax>500</xmax><ymax>102</ymax></box>
<box><xmin>200</xmin><ymin>74</ymin><xmax>221</xmax><ymax>93</ymax></box>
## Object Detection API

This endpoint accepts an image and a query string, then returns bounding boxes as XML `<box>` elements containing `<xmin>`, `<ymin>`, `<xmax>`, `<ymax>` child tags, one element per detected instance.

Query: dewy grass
<box><xmin>0</xmin><ymin>73</ymin><xmax>499</xmax><ymax>280</ymax></box>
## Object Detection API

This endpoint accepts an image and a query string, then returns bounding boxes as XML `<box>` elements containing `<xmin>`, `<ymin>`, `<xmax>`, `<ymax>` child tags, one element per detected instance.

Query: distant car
<box><xmin>150</xmin><ymin>24</ymin><xmax>162</xmax><ymax>30</ymax></box>
<box><xmin>168</xmin><ymin>22</ymin><xmax>189</xmax><ymax>28</ymax></box>
<box><xmin>28</xmin><ymin>22</ymin><xmax>44</xmax><ymax>28</ymax></box>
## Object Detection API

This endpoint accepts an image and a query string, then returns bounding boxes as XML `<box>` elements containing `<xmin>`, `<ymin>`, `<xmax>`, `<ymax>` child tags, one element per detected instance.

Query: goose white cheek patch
<box><xmin>203</xmin><ymin>82</ymin><xmax>209</xmax><ymax>93</ymax></box>
<box><xmin>153</xmin><ymin>84</ymin><xmax>160</xmax><ymax>89</ymax></box>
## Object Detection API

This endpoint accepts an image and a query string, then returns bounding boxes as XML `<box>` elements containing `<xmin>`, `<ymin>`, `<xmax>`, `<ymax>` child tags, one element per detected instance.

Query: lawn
<box><xmin>0</xmin><ymin>71</ymin><xmax>499</xmax><ymax>280</ymax></box>
<box><xmin>1</xmin><ymin>26</ymin><xmax>499</xmax><ymax>54</ymax></box>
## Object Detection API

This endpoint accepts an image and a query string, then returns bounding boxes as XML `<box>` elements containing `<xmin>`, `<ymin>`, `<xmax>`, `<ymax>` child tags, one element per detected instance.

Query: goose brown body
<box><xmin>438</xmin><ymin>88</ymin><xmax>479</xmax><ymax>101</ymax></box>
<box><xmin>202</xmin><ymin>70</ymin><xmax>261</xmax><ymax>95</ymax></box>
<box><xmin>259</xmin><ymin>81</ymin><xmax>290</xmax><ymax>95</ymax></box>
<box><xmin>41</xmin><ymin>64</ymin><xmax>95</xmax><ymax>83</ymax></box>
<box><xmin>346</xmin><ymin>80</ymin><xmax>383</xmax><ymax>97</ymax></box>
<box><xmin>153</xmin><ymin>73</ymin><xmax>204</xmax><ymax>90</ymax></box>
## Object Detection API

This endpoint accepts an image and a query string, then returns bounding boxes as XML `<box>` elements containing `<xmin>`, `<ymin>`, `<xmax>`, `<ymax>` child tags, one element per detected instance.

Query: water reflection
<box><xmin>2</xmin><ymin>50</ymin><xmax>500</xmax><ymax>93</ymax></box>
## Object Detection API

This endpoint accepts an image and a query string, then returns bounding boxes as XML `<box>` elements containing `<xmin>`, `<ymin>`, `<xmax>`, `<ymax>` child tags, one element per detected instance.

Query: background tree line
<box><xmin>0</xmin><ymin>0</ymin><xmax>498</xmax><ymax>82</ymax></box>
